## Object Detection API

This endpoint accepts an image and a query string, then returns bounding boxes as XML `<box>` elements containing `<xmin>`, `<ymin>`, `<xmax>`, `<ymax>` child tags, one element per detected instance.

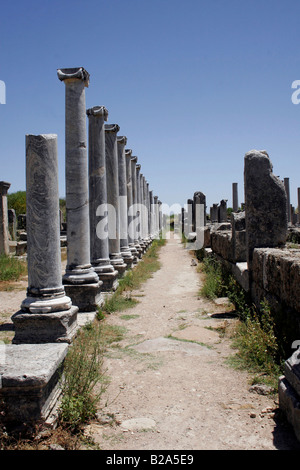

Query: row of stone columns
<box><xmin>11</xmin><ymin>67</ymin><xmax>162</xmax><ymax>344</ymax></box>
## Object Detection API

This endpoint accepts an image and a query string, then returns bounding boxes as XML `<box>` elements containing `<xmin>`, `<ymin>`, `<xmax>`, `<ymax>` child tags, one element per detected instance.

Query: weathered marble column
<box><xmin>219</xmin><ymin>199</ymin><xmax>228</xmax><ymax>222</ymax></box>
<box><xmin>0</xmin><ymin>181</ymin><xmax>11</xmax><ymax>255</ymax></box>
<box><xmin>149</xmin><ymin>190</ymin><xmax>155</xmax><ymax>238</ymax></box>
<box><xmin>87</xmin><ymin>106</ymin><xmax>118</xmax><ymax>291</ymax></box>
<box><xmin>244</xmin><ymin>150</ymin><xmax>288</xmax><ymax>272</ymax></box>
<box><xmin>136</xmin><ymin>164</ymin><xmax>145</xmax><ymax>251</ymax></box>
<box><xmin>284</xmin><ymin>177</ymin><xmax>291</xmax><ymax>224</ymax></box>
<box><xmin>232</xmin><ymin>183</ymin><xmax>238</xmax><ymax>212</ymax></box>
<box><xmin>117</xmin><ymin>136</ymin><xmax>134</xmax><ymax>268</ymax></box>
<box><xmin>154</xmin><ymin>195</ymin><xmax>159</xmax><ymax>239</ymax></box>
<box><xmin>141</xmin><ymin>175</ymin><xmax>150</xmax><ymax>246</ymax></box>
<box><xmin>186</xmin><ymin>198</ymin><xmax>193</xmax><ymax>236</ymax></box>
<box><xmin>146</xmin><ymin>181</ymin><xmax>152</xmax><ymax>243</ymax></box>
<box><xmin>12</xmin><ymin>134</ymin><xmax>78</xmax><ymax>343</ymax></box>
<box><xmin>298</xmin><ymin>188</ymin><xmax>300</xmax><ymax>224</ymax></box>
<box><xmin>131</xmin><ymin>156</ymin><xmax>142</xmax><ymax>257</ymax></box>
<box><xmin>105</xmin><ymin>124</ymin><xmax>127</xmax><ymax>276</ymax></box>
<box><xmin>57</xmin><ymin>67</ymin><xmax>101</xmax><ymax>311</ymax></box>
<box><xmin>125</xmin><ymin>149</ymin><xmax>138</xmax><ymax>262</ymax></box>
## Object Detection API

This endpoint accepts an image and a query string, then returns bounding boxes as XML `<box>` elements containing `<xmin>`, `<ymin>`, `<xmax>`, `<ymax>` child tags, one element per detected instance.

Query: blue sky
<box><xmin>1</xmin><ymin>0</ymin><xmax>300</xmax><ymax>212</ymax></box>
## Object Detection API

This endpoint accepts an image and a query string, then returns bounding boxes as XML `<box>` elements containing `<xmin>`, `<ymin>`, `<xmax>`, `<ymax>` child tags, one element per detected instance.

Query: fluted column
<box><xmin>105</xmin><ymin>124</ymin><xmax>127</xmax><ymax>276</ymax></box>
<box><xmin>12</xmin><ymin>134</ymin><xmax>78</xmax><ymax>343</ymax></box>
<box><xmin>117</xmin><ymin>136</ymin><xmax>134</xmax><ymax>268</ymax></box>
<box><xmin>87</xmin><ymin>106</ymin><xmax>118</xmax><ymax>291</ymax></box>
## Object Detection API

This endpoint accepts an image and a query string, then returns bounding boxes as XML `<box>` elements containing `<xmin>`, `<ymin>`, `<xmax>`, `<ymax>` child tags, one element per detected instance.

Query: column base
<box><xmin>11</xmin><ymin>305</ymin><xmax>78</xmax><ymax>344</ymax></box>
<box><xmin>97</xmin><ymin>270</ymin><xmax>119</xmax><ymax>291</ymax></box>
<box><xmin>128</xmin><ymin>244</ymin><xmax>139</xmax><ymax>264</ymax></box>
<box><xmin>110</xmin><ymin>253</ymin><xmax>127</xmax><ymax>277</ymax></box>
<box><xmin>63</xmin><ymin>264</ymin><xmax>99</xmax><ymax>285</ymax></box>
<box><xmin>64</xmin><ymin>281</ymin><xmax>103</xmax><ymax>312</ymax></box>
<box><xmin>121</xmin><ymin>248</ymin><xmax>134</xmax><ymax>269</ymax></box>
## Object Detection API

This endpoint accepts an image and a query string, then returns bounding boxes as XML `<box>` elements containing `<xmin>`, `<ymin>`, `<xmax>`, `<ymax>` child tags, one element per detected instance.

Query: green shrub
<box><xmin>0</xmin><ymin>254</ymin><xmax>27</xmax><ymax>281</ymax></box>
<box><xmin>59</xmin><ymin>322</ymin><xmax>109</xmax><ymax>431</ymax></box>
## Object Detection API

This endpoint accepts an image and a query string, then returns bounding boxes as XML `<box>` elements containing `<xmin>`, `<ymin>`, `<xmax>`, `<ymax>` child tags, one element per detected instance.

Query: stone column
<box><xmin>125</xmin><ymin>149</ymin><xmax>138</xmax><ymax>262</ymax></box>
<box><xmin>187</xmin><ymin>198</ymin><xmax>193</xmax><ymax>235</ymax></box>
<box><xmin>146</xmin><ymin>181</ymin><xmax>152</xmax><ymax>244</ymax></box>
<box><xmin>136</xmin><ymin>164</ymin><xmax>145</xmax><ymax>251</ymax></box>
<box><xmin>131</xmin><ymin>156</ymin><xmax>142</xmax><ymax>257</ymax></box>
<box><xmin>117</xmin><ymin>136</ymin><xmax>134</xmax><ymax>268</ymax></box>
<box><xmin>154</xmin><ymin>196</ymin><xmax>159</xmax><ymax>239</ymax></box>
<box><xmin>105</xmin><ymin>124</ymin><xmax>127</xmax><ymax>276</ymax></box>
<box><xmin>0</xmin><ymin>181</ymin><xmax>11</xmax><ymax>255</ymax></box>
<box><xmin>87</xmin><ymin>106</ymin><xmax>118</xmax><ymax>291</ymax></box>
<box><xmin>232</xmin><ymin>182</ymin><xmax>238</xmax><ymax>212</ymax></box>
<box><xmin>284</xmin><ymin>177</ymin><xmax>291</xmax><ymax>224</ymax></box>
<box><xmin>149</xmin><ymin>190</ymin><xmax>155</xmax><ymax>238</ymax></box>
<box><xmin>12</xmin><ymin>134</ymin><xmax>78</xmax><ymax>343</ymax></box>
<box><xmin>219</xmin><ymin>199</ymin><xmax>228</xmax><ymax>222</ymax></box>
<box><xmin>57</xmin><ymin>67</ymin><xmax>101</xmax><ymax>311</ymax></box>
<box><xmin>298</xmin><ymin>188</ymin><xmax>300</xmax><ymax>224</ymax></box>
<box><xmin>141</xmin><ymin>175</ymin><xmax>150</xmax><ymax>247</ymax></box>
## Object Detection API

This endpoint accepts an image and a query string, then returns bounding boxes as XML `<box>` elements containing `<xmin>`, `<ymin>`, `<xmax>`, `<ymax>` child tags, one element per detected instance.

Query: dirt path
<box><xmin>85</xmin><ymin>233</ymin><xmax>300</xmax><ymax>450</ymax></box>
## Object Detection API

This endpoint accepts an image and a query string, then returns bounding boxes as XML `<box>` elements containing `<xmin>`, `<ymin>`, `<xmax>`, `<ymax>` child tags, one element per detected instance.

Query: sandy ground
<box><xmin>1</xmin><ymin>235</ymin><xmax>300</xmax><ymax>450</ymax></box>
<box><xmin>82</xmin><ymin>233</ymin><xmax>300</xmax><ymax>451</ymax></box>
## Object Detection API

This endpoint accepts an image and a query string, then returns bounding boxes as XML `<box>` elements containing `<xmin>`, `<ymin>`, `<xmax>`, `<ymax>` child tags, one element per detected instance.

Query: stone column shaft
<box><xmin>87</xmin><ymin>106</ymin><xmax>118</xmax><ymax>291</ymax></box>
<box><xmin>57</xmin><ymin>67</ymin><xmax>98</xmax><ymax>286</ymax></box>
<box><xmin>105</xmin><ymin>124</ymin><xmax>126</xmax><ymax>275</ymax></box>
<box><xmin>12</xmin><ymin>134</ymin><xmax>77</xmax><ymax>344</ymax></box>
<box><xmin>0</xmin><ymin>181</ymin><xmax>11</xmax><ymax>255</ymax></box>
<box><xmin>131</xmin><ymin>156</ymin><xmax>142</xmax><ymax>256</ymax></box>
<box><xmin>118</xmin><ymin>136</ymin><xmax>134</xmax><ymax>268</ymax></box>
<box><xmin>232</xmin><ymin>182</ymin><xmax>238</xmax><ymax>212</ymax></box>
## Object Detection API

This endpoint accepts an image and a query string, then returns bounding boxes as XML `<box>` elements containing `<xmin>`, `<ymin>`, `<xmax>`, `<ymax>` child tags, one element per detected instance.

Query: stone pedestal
<box><xmin>12</xmin><ymin>134</ymin><xmax>78</xmax><ymax>344</ymax></box>
<box><xmin>118</xmin><ymin>136</ymin><xmax>134</xmax><ymax>269</ymax></box>
<box><xmin>0</xmin><ymin>181</ymin><xmax>11</xmax><ymax>255</ymax></box>
<box><xmin>57</xmin><ymin>68</ymin><xmax>102</xmax><ymax>309</ymax></box>
<box><xmin>105</xmin><ymin>124</ymin><xmax>127</xmax><ymax>276</ymax></box>
<box><xmin>87</xmin><ymin>106</ymin><xmax>118</xmax><ymax>292</ymax></box>
<box><xmin>0</xmin><ymin>343</ymin><xmax>68</xmax><ymax>429</ymax></box>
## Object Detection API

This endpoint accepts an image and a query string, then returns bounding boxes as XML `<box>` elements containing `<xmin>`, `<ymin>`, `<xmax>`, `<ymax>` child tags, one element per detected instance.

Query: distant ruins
<box><xmin>1</xmin><ymin>69</ymin><xmax>300</xmax><ymax>443</ymax></box>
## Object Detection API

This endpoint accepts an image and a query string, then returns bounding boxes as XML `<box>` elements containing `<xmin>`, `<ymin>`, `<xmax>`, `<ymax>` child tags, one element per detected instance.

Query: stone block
<box><xmin>11</xmin><ymin>305</ymin><xmax>78</xmax><ymax>344</ymax></box>
<box><xmin>0</xmin><ymin>343</ymin><xmax>68</xmax><ymax>429</ymax></box>
<box><xmin>244</xmin><ymin>150</ymin><xmax>288</xmax><ymax>270</ymax></box>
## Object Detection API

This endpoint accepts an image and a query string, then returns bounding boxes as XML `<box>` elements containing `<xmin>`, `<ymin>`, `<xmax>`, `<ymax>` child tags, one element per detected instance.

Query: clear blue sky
<box><xmin>1</xmin><ymin>0</ymin><xmax>300</xmax><ymax>212</ymax></box>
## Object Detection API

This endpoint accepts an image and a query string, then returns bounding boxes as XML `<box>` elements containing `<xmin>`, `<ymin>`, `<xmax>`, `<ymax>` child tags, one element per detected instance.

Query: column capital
<box><xmin>131</xmin><ymin>156</ymin><xmax>138</xmax><ymax>163</ymax></box>
<box><xmin>117</xmin><ymin>136</ymin><xmax>127</xmax><ymax>145</ymax></box>
<box><xmin>105</xmin><ymin>123</ymin><xmax>120</xmax><ymax>133</ymax></box>
<box><xmin>0</xmin><ymin>181</ymin><xmax>11</xmax><ymax>195</ymax></box>
<box><xmin>86</xmin><ymin>105</ymin><xmax>108</xmax><ymax>120</ymax></box>
<box><xmin>125</xmin><ymin>148</ymin><xmax>132</xmax><ymax>157</ymax></box>
<box><xmin>136</xmin><ymin>164</ymin><xmax>141</xmax><ymax>171</ymax></box>
<box><xmin>57</xmin><ymin>67</ymin><xmax>90</xmax><ymax>87</ymax></box>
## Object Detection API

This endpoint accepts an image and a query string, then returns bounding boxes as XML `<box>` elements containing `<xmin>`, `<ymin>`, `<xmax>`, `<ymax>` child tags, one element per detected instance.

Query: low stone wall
<box><xmin>251</xmin><ymin>247</ymin><xmax>300</xmax><ymax>320</ymax></box>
